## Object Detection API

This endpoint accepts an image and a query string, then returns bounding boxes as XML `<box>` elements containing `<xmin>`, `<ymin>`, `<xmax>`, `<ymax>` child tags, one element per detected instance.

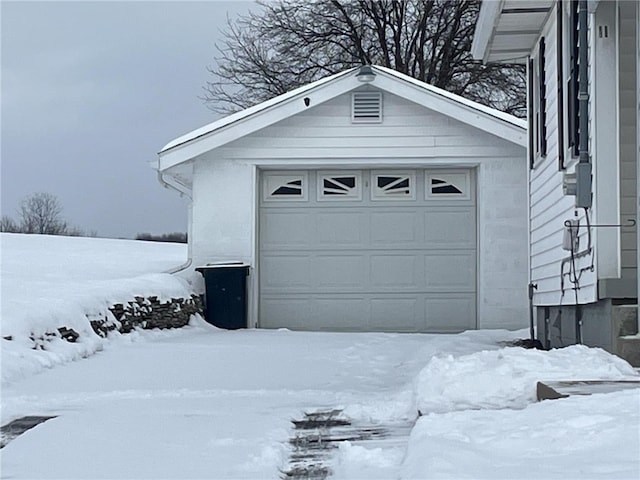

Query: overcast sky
<box><xmin>1</xmin><ymin>0</ymin><xmax>254</xmax><ymax>239</ymax></box>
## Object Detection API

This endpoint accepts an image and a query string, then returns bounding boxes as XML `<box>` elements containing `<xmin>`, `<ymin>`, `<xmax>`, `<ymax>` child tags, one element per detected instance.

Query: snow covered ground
<box><xmin>1</xmin><ymin>233</ymin><xmax>193</xmax><ymax>384</ymax></box>
<box><xmin>2</xmin><ymin>326</ymin><xmax>639</xmax><ymax>479</ymax></box>
<box><xmin>2</xmin><ymin>233</ymin><xmax>639</xmax><ymax>479</ymax></box>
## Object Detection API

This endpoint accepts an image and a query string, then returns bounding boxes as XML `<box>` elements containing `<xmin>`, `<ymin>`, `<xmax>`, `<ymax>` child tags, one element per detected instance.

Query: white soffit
<box><xmin>472</xmin><ymin>0</ymin><xmax>554</xmax><ymax>64</ymax></box>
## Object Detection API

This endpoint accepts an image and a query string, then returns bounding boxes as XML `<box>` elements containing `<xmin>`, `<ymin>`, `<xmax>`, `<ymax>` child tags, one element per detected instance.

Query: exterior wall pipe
<box><xmin>575</xmin><ymin>0</ymin><xmax>592</xmax><ymax>208</ymax></box>
<box><xmin>573</xmin><ymin>0</ymin><xmax>591</xmax><ymax>343</ymax></box>
<box><xmin>157</xmin><ymin>171</ymin><xmax>193</xmax><ymax>274</ymax></box>
<box><xmin>528</xmin><ymin>282</ymin><xmax>538</xmax><ymax>340</ymax></box>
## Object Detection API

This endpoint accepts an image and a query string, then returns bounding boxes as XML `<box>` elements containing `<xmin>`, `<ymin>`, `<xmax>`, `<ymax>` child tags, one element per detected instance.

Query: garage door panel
<box><xmin>370</xmin><ymin>297</ymin><xmax>422</xmax><ymax>332</ymax></box>
<box><xmin>425</xmin><ymin>295</ymin><xmax>476</xmax><ymax>331</ymax></box>
<box><xmin>424</xmin><ymin>252</ymin><xmax>476</xmax><ymax>291</ymax></box>
<box><xmin>314</xmin><ymin>255</ymin><xmax>367</xmax><ymax>289</ymax></box>
<box><xmin>261</xmin><ymin>212</ymin><xmax>315</xmax><ymax>248</ymax></box>
<box><xmin>317</xmin><ymin>212</ymin><xmax>367</xmax><ymax>246</ymax></box>
<box><xmin>370</xmin><ymin>212</ymin><xmax>421</xmax><ymax>245</ymax></box>
<box><xmin>260</xmin><ymin>297</ymin><xmax>312</xmax><ymax>329</ymax></box>
<box><xmin>370</xmin><ymin>254</ymin><xmax>420</xmax><ymax>289</ymax></box>
<box><xmin>424</xmin><ymin>209</ymin><xmax>475</xmax><ymax>248</ymax></box>
<box><xmin>261</xmin><ymin>295</ymin><xmax>423</xmax><ymax>332</ymax></box>
<box><xmin>313</xmin><ymin>298</ymin><xmax>369</xmax><ymax>330</ymax></box>
<box><xmin>261</xmin><ymin>255</ymin><xmax>311</xmax><ymax>290</ymax></box>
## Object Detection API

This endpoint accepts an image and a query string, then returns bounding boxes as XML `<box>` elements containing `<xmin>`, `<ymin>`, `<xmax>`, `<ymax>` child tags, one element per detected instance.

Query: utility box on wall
<box><xmin>195</xmin><ymin>263</ymin><xmax>250</xmax><ymax>330</ymax></box>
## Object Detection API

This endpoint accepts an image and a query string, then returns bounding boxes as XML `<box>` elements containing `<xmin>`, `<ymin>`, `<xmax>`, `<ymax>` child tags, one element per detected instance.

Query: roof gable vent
<box><xmin>352</xmin><ymin>92</ymin><xmax>382</xmax><ymax>123</ymax></box>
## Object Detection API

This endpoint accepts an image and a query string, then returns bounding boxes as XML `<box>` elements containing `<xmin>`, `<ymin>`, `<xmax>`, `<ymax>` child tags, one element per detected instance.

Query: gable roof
<box><xmin>160</xmin><ymin>68</ymin><xmax>356</xmax><ymax>153</ymax></box>
<box><xmin>159</xmin><ymin>65</ymin><xmax>526</xmax><ymax>171</ymax></box>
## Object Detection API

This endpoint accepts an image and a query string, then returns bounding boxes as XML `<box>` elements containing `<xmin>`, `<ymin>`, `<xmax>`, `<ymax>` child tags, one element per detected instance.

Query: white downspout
<box><xmin>157</xmin><ymin>171</ymin><xmax>193</xmax><ymax>274</ymax></box>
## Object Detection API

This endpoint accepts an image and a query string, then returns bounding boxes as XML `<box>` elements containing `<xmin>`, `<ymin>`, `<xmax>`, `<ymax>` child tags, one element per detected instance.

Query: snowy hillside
<box><xmin>1</xmin><ymin>233</ymin><xmax>196</xmax><ymax>383</ymax></box>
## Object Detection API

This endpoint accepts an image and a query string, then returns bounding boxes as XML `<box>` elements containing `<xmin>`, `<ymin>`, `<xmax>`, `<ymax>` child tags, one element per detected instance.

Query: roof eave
<box><xmin>158</xmin><ymin>71</ymin><xmax>363</xmax><ymax>172</ymax></box>
<box><xmin>471</xmin><ymin>0</ymin><xmax>504</xmax><ymax>63</ymax></box>
<box><xmin>372</xmin><ymin>66</ymin><xmax>527</xmax><ymax>147</ymax></box>
<box><xmin>160</xmin><ymin>68</ymin><xmax>356</xmax><ymax>155</ymax></box>
<box><xmin>473</xmin><ymin>1</ymin><xmax>554</xmax><ymax>64</ymax></box>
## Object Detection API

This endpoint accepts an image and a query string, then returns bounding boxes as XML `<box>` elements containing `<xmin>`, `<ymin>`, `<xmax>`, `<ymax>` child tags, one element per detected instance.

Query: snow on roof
<box><xmin>160</xmin><ymin>68</ymin><xmax>357</xmax><ymax>153</ymax></box>
<box><xmin>160</xmin><ymin>65</ymin><xmax>525</xmax><ymax>156</ymax></box>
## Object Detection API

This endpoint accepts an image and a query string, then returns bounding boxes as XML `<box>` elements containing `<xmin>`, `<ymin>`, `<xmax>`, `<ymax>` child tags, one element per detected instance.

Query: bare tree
<box><xmin>204</xmin><ymin>0</ymin><xmax>525</xmax><ymax>116</ymax></box>
<box><xmin>2</xmin><ymin>193</ymin><xmax>91</xmax><ymax>236</ymax></box>
<box><xmin>0</xmin><ymin>215</ymin><xmax>20</xmax><ymax>233</ymax></box>
<box><xmin>18</xmin><ymin>192</ymin><xmax>69</xmax><ymax>235</ymax></box>
<box><xmin>136</xmin><ymin>232</ymin><xmax>188</xmax><ymax>243</ymax></box>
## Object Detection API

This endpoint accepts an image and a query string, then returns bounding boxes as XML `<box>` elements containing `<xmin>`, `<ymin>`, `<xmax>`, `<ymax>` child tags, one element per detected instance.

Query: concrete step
<box><xmin>1</xmin><ymin>416</ymin><xmax>57</xmax><ymax>448</ymax></box>
<box><xmin>617</xmin><ymin>336</ymin><xmax>640</xmax><ymax>367</ymax></box>
<box><xmin>612</xmin><ymin>305</ymin><xmax>638</xmax><ymax>336</ymax></box>
<box><xmin>611</xmin><ymin>305</ymin><xmax>639</xmax><ymax>366</ymax></box>
<box><xmin>537</xmin><ymin>380</ymin><xmax>640</xmax><ymax>401</ymax></box>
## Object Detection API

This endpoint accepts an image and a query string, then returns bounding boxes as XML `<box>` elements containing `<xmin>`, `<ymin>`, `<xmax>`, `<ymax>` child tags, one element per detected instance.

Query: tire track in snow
<box><xmin>282</xmin><ymin>409</ymin><xmax>413</xmax><ymax>479</ymax></box>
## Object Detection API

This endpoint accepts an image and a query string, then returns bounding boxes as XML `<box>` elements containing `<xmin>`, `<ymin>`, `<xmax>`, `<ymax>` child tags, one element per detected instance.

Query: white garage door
<box><xmin>259</xmin><ymin>169</ymin><xmax>476</xmax><ymax>332</ymax></box>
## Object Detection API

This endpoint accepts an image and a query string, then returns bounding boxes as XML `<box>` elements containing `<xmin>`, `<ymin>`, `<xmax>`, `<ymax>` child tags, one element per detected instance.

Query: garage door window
<box><xmin>263</xmin><ymin>173</ymin><xmax>308</xmax><ymax>201</ymax></box>
<box><xmin>372</xmin><ymin>171</ymin><xmax>415</xmax><ymax>200</ymax></box>
<box><xmin>318</xmin><ymin>172</ymin><xmax>362</xmax><ymax>201</ymax></box>
<box><xmin>426</xmin><ymin>172</ymin><xmax>471</xmax><ymax>200</ymax></box>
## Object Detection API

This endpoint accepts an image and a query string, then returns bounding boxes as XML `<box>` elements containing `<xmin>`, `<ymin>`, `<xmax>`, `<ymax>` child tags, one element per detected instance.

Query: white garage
<box><xmin>157</xmin><ymin>65</ymin><xmax>530</xmax><ymax>332</ymax></box>
<box><xmin>260</xmin><ymin>169</ymin><xmax>476</xmax><ymax>332</ymax></box>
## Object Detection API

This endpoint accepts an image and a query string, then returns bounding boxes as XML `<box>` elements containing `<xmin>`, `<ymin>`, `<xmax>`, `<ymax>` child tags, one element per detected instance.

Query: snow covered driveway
<box><xmin>2</xmin><ymin>323</ymin><xmax>639</xmax><ymax>479</ymax></box>
<box><xmin>0</xmin><ymin>324</ymin><xmax>439</xmax><ymax>479</ymax></box>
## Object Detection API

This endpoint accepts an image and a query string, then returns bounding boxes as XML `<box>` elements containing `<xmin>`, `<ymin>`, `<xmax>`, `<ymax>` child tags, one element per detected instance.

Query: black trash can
<box><xmin>195</xmin><ymin>263</ymin><xmax>250</xmax><ymax>330</ymax></box>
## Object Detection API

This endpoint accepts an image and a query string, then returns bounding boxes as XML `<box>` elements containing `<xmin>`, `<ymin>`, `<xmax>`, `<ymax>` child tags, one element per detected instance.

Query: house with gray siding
<box><xmin>472</xmin><ymin>0</ymin><xmax>639</xmax><ymax>364</ymax></box>
<box><xmin>158</xmin><ymin>65</ymin><xmax>529</xmax><ymax>333</ymax></box>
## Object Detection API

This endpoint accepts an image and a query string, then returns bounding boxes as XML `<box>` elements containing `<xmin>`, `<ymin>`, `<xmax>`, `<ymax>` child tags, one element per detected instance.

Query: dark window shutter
<box><xmin>528</xmin><ymin>58</ymin><xmax>535</xmax><ymax>169</ymax></box>
<box><xmin>538</xmin><ymin>37</ymin><xmax>548</xmax><ymax>157</ymax></box>
<box><xmin>556</xmin><ymin>0</ymin><xmax>565</xmax><ymax>170</ymax></box>
<box><xmin>568</xmin><ymin>0</ymin><xmax>580</xmax><ymax>157</ymax></box>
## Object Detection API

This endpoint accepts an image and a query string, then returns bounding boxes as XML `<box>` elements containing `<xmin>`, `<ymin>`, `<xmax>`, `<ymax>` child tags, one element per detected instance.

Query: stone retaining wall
<box><xmin>95</xmin><ymin>294</ymin><xmax>204</xmax><ymax>337</ymax></box>
<box><xmin>25</xmin><ymin>295</ymin><xmax>204</xmax><ymax>349</ymax></box>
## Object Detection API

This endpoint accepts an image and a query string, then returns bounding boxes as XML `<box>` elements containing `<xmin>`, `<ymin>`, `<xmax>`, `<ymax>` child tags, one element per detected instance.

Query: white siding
<box><xmin>530</xmin><ymin>12</ymin><xmax>597</xmax><ymax>306</ymax></box>
<box><xmin>189</xmin><ymin>90</ymin><xmax>528</xmax><ymax>330</ymax></box>
<box><xmin>191</xmin><ymin>158</ymin><xmax>255</xmax><ymax>267</ymax></box>
<box><xmin>619</xmin><ymin>1</ymin><xmax>638</xmax><ymax>283</ymax></box>
<box><xmin>217</xmin><ymin>91</ymin><xmax>524</xmax><ymax>160</ymax></box>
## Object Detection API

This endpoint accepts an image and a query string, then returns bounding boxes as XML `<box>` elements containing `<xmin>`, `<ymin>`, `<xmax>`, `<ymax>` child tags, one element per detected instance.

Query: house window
<box><xmin>317</xmin><ymin>172</ymin><xmax>362</xmax><ymax>201</ymax></box>
<box><xmin>263</xmin><ymin>172</ymin><xmax>308</xmax><ymax>201</ymax></box>
<box><xmin>352</xmin><ymin>92</ymin><xmax>382</xmax><ymax>123</ymax></box>
<box><xmin>371</xmin><ymin>171</ymin><xmax>415</xmax><ymax>200</ymax></box>
<box><xmin>426</xmin><ymin>172</ymin><xmax>471</xmax><ymax>200</ymax></box>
